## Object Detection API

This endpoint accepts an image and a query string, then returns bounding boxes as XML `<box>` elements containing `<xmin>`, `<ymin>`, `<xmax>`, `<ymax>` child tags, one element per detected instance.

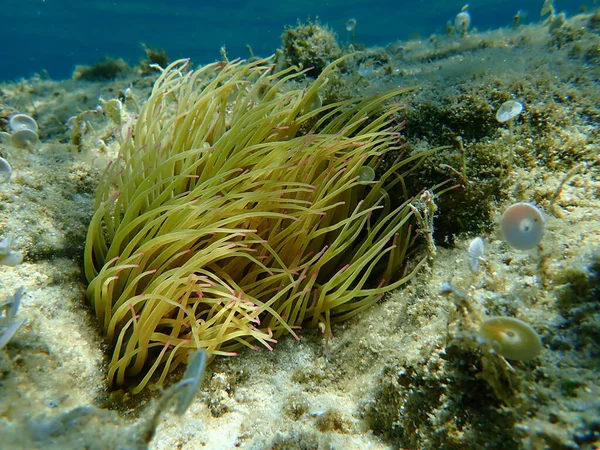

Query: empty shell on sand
<box><xmin>11</xmin><ymin>129</ymin><xmax>39</xmax><ymax>148</ymax></box>
<box><xmin>496</xmin><ymin>100</ymin><xmax>523</xmax><ymax>123</ymax></box>
<box><xmin>468</xmin><ymin>237</ymin><xmax>485</xmax><ymax>273</ymax></box>
<box><xmin>9</xmin><ymin>114</ymin><xmax>38</xmax><ymax>133</ymax></box>
<box><xmin>0</xmin><ymin>157</ymin><xmax>12</xmax><ymax>184</ymax></box>
<box><xmin>501</xmin><ymin>202</ymin><xmax>545</xmax><ymax>250</ymax></box>
<box><xmin>480</xmin><ymin>316</ymin><xmax>542</xmax><ymax>361</ymax></box>
<box><xmin>8</xmin><ymin>114</ymin><xmax>39</xmax><ymax>148</ymax></box>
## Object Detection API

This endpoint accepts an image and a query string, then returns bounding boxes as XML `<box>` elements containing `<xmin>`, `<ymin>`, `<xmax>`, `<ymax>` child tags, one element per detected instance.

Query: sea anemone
<box><xmin>84</xmin><ymin>56</ymin><xmax>434</xmax><ymax>393</ymax></box>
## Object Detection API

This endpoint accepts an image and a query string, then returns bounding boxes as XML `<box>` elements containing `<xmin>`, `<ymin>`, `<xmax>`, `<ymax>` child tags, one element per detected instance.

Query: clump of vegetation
<box><xmin>139</xmin><ymin>45</ymin><xmax>170</xmax><ymax>76</ymax></box>
<box><xmin>398</xmin><ymin>90</ymin><xmax>510</xmax><ymax>243</ymax></box>
<box><xmin>400</xmin><ymin>142</ymin><xmax>504</xmax><ymax>245</ymax></box>
<box><xmin>553</xmin><ymin>250</ymin><xmax>600</xmax><ymax>356</ymax></box>
<box><xmin>588</xmin><ymin>9</ymin><xmax>600</xmax><ymax>33</ymax></box>
<box><xmin>367</xmin><ymin>353</ymin><xmax>520</xmax><ymax>449</ymax></box>
<box><xmin>366</xmin><ymin>279</ymin><xmax>546</xmax><ymax>448</ymax></box>
<box><xmin>73</xmin><ymin>57</ymin><xmax>132</xmax><ymax>81</ymax></box>
<box><xmin>84</xmin><ymin>56</ymin><xmax>438</xmax><ymax>393</ymax></box>
<box><xmin>352</xmin><ymin>48</ymin><xmax>394</xmax><ymax>79</ymax></box>
<box><xmin>278</xmin><ymin>19</ymin><xmax>343</xmax><ymax>77</ymax></box>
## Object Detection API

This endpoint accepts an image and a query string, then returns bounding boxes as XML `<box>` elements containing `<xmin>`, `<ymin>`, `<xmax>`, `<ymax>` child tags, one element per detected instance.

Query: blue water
<box><xmin>0</xmin><ymin>0</ymin><xmax>584</xmax><ymax>81</ymax></box>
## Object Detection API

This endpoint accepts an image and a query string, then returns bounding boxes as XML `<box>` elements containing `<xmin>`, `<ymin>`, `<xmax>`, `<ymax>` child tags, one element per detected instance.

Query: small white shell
<box><xmin>346</xmin><ymin>18</ymin><xmax>357</xmax><ymax>32</ymax></box>
<box><xmin>455</xmin><ymin>11</ymin><xmax>471</xmax><ymax>31</ymax></box>
<box><xmin>501</xmin><ymin>202</ymin><xmax>545</xmax><ymax>250</ymax></box>
<box><xmin>468</xmin><ymin>237</ymin><xmax>485</xmax><ymax>273</ymax></box>
<box><xmin>105</xmin><ymin>99</ymin><xmax>123</xmax><ymax>125</ymax></box>
<box><xmin>11</xmin><ymin>128</ymin><xmax>38</xmax><ymax>148</ymax></box>
<box><xmin>9</xmin><ymin>113</ymin><xmax>38</xmax><ymax>133</ymax></box>
<box><xmin>496</xmin><ymin>100</ymin><xmax>523</xmax><ymax>123</ymax></box>
<box><xmin>0</xmin><ymin>157</ymin><xmax>12</xmax><ymax>184</ymax></box>
<box><xmin>480</xmin><ymin>316</ymin><xmax>542</xmax><ymax>361</ymax></box>
<box><xmin>96</xmin><ymin>139</ymin><xmax>108</xmax><ymax>152</ymax></box>
<box><xmin>357</xmin><ymin>166</ymin><xmax>375</xmax><ymax>182</ymax></box>
<box><xmin>66</xmin><ymin>116</ymin><xmax>77</xmax><ymax>130</ymax></box>
<box><xmin>0</xmin><ymin>131</ymin><xmax>12</xmax><ymax>145</ymax></box>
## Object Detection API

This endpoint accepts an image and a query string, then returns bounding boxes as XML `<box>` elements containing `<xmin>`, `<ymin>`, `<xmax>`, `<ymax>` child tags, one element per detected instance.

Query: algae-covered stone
<box><xmin>279</xmin><ymin>19</ymin><xmax>343</xmax><ymax>77</ymax></box>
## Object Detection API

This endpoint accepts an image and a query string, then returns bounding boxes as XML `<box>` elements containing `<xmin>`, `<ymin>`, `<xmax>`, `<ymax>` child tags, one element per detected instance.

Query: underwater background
<box><xmin>1</xmin><ymin>0</ymin><xmax>599</xmax><ymax>449</ymax></box>
<box><xmin>0</xmin><ymin>0</ymin><xmax>582</xmax><ymax>80</ymax></box>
